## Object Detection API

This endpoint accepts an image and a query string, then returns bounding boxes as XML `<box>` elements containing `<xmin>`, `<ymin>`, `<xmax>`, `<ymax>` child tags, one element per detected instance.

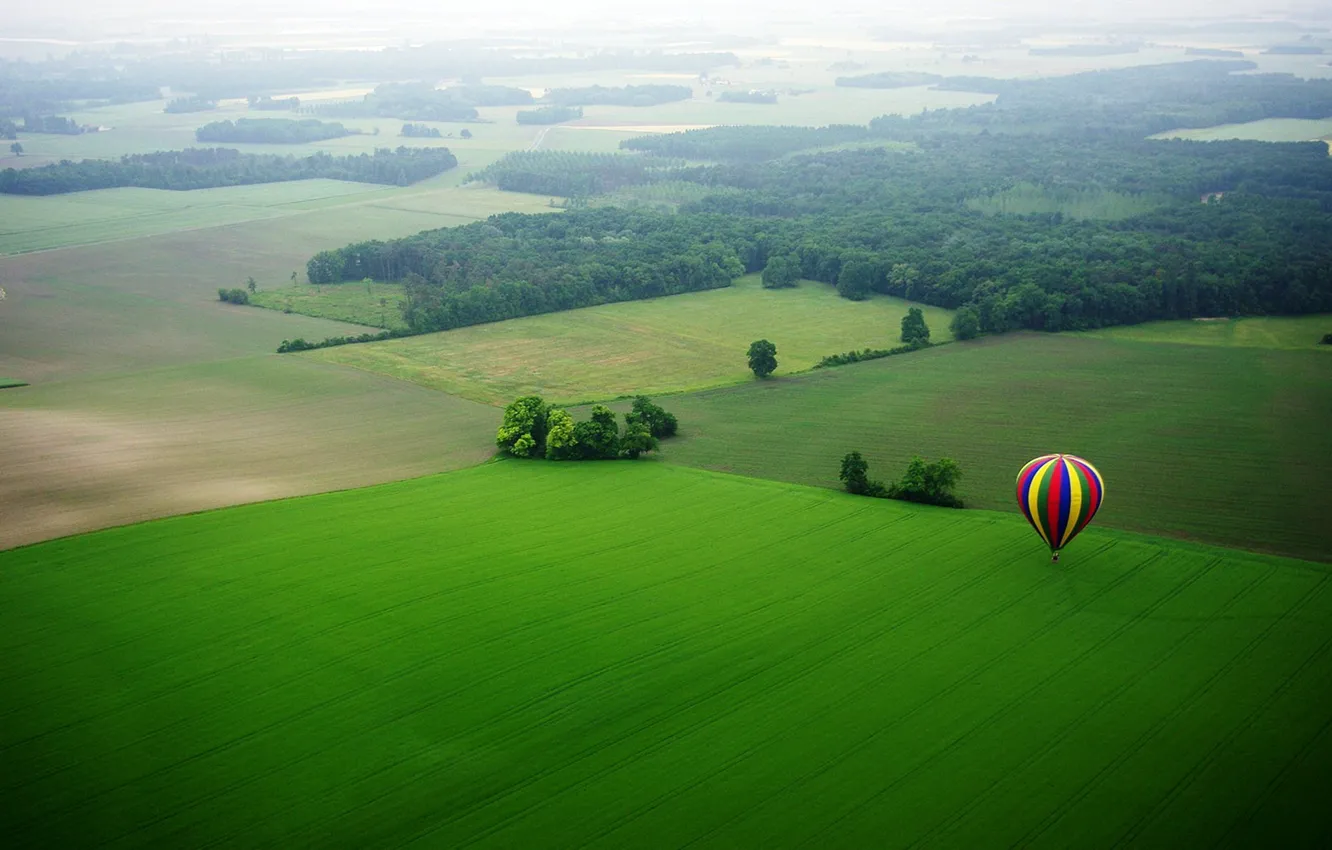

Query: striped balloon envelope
<box><xmin>1016</xmin><ymin>454</ymin><xmax>1105</xmax><ymax>561</ymax></box>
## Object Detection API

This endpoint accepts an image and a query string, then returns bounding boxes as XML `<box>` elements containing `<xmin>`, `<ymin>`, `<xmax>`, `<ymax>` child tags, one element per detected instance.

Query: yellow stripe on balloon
<box><xmin>1027</xmin><ymin>460</ymin><xmax>1053</xmax><ymax>547</ymax></box>
<box><xmin>1061</xmin><ymin>461</ymin><xmax>1083</xmax><ymax>547</ymax></box>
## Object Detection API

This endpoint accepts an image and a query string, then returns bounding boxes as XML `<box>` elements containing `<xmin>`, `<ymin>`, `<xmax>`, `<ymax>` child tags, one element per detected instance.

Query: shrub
<box><xmin>217</xmin><ymin>288</ymin><xmax>249</xmax><ymax>304</ymax></box>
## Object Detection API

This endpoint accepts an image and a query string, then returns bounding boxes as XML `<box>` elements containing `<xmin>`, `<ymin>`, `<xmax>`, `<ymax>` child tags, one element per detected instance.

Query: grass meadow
<box><xmin>966</xmin><ymin>183</ymin><xmax>1171</xmax><ymax>220</ymax></box>
<box><xmin>2</xmin><ymin>461</ymin><xmax>1329</xmax><ymax>847</ymax></box>
<box><xmin>252</xmin><ymin>282</ymin><xmax>409</xmax><ymax>329</ymax></box>
<box><xmin>307</xmin><ymin>274</ymin><xmax>954</xmax><ymax>404</ymax></box>
<box><xmin>639</xmin><ymin>333</ymin><xmax>1332</xmax><ymax>561</ymax></box>
<box><xmin>1152</xmin><ymin>117</ymin><xmax>1332</xmax><ymax>143</ymax></box>
<box><xmin>1083</xmin><ymin>314</ymin><xmax>1332</xmax><ymax>349</ymax></box>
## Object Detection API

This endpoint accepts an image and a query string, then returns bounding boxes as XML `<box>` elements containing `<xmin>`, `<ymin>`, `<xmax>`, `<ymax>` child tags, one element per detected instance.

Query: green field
<box><xmin>2</xmin><ymin>461</ymin><xmax>1329</xmax><ymax>847</ymax></box>
<box><xmin>0</xmin><ymin>180</ymin><xmax>554</xmax><ymax>255</ymax></box>
<box><xmin>1083</xmin><ymin>314</ymin><xmax>1332</xmax><ymax>349</ymax></box>
<box><xmin>641</xmin><ymin>333</ymin><xmax>1332</xmax><ymax>561</ymax></box>
<box><xmin>966</xmin><ymin>183</ymin><xmax>1171</xmax><ymax>220</ymax></box>
<box><xmin>307</xmin><ymin>275</ymin><xmax>954</xmax><ymax>404</ymax></box>
<box><xmin>251</xmin><ymin>282</ymin><xmax>408</xmax><ymax>330</ymax></box>
<box><xmin>1152</xmin><ymin>117</ymin><xmax>1332</xmax><ymax>143</ymax></box>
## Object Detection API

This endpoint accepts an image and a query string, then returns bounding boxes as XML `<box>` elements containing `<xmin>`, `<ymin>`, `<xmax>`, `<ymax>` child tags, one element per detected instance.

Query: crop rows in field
<box><xmin>1</xmin><ymin>462</ymin><xmax>1328</xmax><ymax>847</ymax></box>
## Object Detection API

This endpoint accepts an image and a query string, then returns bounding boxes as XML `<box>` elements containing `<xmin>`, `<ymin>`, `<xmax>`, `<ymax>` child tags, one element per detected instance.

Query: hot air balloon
<box><xmin>1016</xmin><ymin>454</ymin><xmax>1105</xmax><ymax>562</ymax></box>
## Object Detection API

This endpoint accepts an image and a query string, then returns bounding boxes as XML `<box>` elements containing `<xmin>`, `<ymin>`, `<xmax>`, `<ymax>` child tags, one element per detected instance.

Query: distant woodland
<box><xmin>297</xmin><ymin>62</ymin><xmax>1332</xmax><ymax>347</ymax></box>
<box><xmin>0</xmin><ymin>147</ymin><xmax>457</xmax><ymax>194</ymax></box>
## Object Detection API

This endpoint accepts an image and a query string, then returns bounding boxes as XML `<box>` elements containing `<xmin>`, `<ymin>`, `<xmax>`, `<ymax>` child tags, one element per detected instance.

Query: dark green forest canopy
<box><xmin>0</xmin><ymin>146</ymin><xmax>457</xmax><ymax>195</ymax></box>
<box><xmin>297</xmin><ymin>62</ymin><xmax>1332</xmax><ymax>347</ymax></box>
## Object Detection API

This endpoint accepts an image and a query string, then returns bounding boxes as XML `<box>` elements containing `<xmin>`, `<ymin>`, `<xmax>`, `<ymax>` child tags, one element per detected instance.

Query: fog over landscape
<box><xmin>2</xmin><ymin>0</ymin><xmax>1330</xmax><ymax>846</ymax></box>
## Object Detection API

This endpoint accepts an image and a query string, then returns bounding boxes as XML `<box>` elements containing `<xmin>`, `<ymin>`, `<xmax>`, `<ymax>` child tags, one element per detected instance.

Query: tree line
<box><xmin>544</xmin><ymin>84</ymin><xmax>692</xmax><ymax>107</ymax></box>
<box><xmin>195</xmin><ymin>118</ymin><xmax>357</xmax><ymax>144</ymax></box>
<box><xmin>516</xmin><ymin>106</ymin><xmax>584</xmax><ymax>125</ymax></box>
<box><xmin>0</xmin><ymin>146</ymin><xmax>457</xmax><ymax>195</ymax></box>
<box><xmin>470</xmin><ymin>151</ymin><xmax>683</xmax><ymax>197</ymax></box>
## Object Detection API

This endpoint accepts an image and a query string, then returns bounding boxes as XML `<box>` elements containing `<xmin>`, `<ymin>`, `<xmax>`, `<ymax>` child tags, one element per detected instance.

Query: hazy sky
<box><xmin>6</xmin><ymin>0</ymin><xmax>1324</xmax><ymax>43</ymax></box>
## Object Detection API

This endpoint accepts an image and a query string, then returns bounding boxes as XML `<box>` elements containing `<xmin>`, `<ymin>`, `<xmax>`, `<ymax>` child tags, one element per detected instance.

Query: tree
<box><xmin>839</xmin><ymin>452</ymin><xmax>871</xmax><ymax>495</ymax></box>
<box><xmin>460</xmin><ymin>128</ymin><xmax>473</xmax><ymax>139</ymax></box>
<box><xmin>886</xmin><ymin>456</ymin><xmax>963</xmax><ymax>508</ymax></box>
<box><xmin>496</xmin><ymin>396</ymin><xmax>549</xmax><ymax>457</ymax></box>
<box><xmin>246</xmin><ymin>276</ymin><xmax>257</xmax><ymax>294</ymax></box>
<box><xmin>761</xmin><ymin>254</ymin><xmax>799</xmax><ymax>289</ymax></box>
<box><xmin>900</xmin><ymin>307</ymin><xmax>931</xmax><ymax>347</ymax></box>
<box><xmin>837</xmin><ymin>259</ymin><xmax>874</xmax><ymax>301</ymax></box>
<box><xmin>950</xmin><ymin>305</ymin><xmax>980</xmax><ymax>340</ymax></box>
<box><xmin>573</xmin><ymin>405</ymin><xmax>620</xmax><ymax>459</ymax></box>
<box><xmin>620</xmin><ymin>422</ymin><xmax>659</xmax><ymax>459</ymax></box>
<box><xmin>290</xmin><ymin>270</ymin><xmax>298</xmax><ymax>283</ymax></box>
<box><xmin>9</xmin><ymin>142</ymin><xmax>22</xmax><ymax>156</ymax></box>
<box><xmin>544</xmin><ymin>408</ymin><xmax>579</xmax><ymax>460</ymax></box>
<box><xmin>747</xmin><ymin>339</ymin><xmax>778</xmax><ymax>378</ymax></box>
<box><xmin>625</xmin><ymin>396</ymin><xmax>678</xmax><ymax>438</ymax></box>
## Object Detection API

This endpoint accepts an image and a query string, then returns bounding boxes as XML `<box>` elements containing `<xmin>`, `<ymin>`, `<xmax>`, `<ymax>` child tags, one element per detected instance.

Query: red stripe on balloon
<box><xmin>1046</xmin><ymin>457</ymin><xmax>1064</xmax><ymax>549</ymax></box>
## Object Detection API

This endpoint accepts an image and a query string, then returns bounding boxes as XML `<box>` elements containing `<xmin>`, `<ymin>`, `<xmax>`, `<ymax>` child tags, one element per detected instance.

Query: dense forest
<box><xmin>516</xmin><ymin>106</ymin><xmax>584</xmax><ymax>125</ymax></box>
<box><xmin>0</xmin><ymin>146</ymin><xmax>457</xmax><ymax>195</ymax></box>
<box><xmin>195</xmin><ymin>118</ymin><xmax>357</xmax><ymax>144</ymax></box>
<box><xmin>544</xmin><ymin>85</ymin><xmax>693</xmax><ymax>107</ymax></box>
<box><xmin>292</xmin><ymin>61</ymin><xmax>1332</xmax><ymax>347</ymax></box>
<box><xmin>21</xmin><ymin>115</ymin><xmax>84</xmax><ymax>134</ymax></box>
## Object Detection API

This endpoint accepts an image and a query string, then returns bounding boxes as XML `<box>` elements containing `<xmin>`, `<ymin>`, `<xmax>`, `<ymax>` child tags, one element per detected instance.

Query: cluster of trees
<box><xmin>195</xmin><ymin>118</ymin><xmax>356</xmax><ymax>144</ymax></box>
<box><xmin>717</xmin><ymin>90</ymin><xmax>777</xmax><ymax>104</ymax></box>
<box><xmin>0</xmin><ymin>146</ymin><xmax>457</xmax><ymax>195</ymax></box>
<box><xmin>544</xmin><ymin>85</ymin><xmax>692</xmax><ymax>107</ymax></box>
<box><xmin>248</xmin><ymin>95</ymin><xmax>300</xmax><ymax>110</ymax></box>
<box><xmin>470</xmin><ymin>151</ymin><xmax>679</xmax><ymax>197</ymax></box>
<box><xmin>217</xmin><ymin>288</ymin><xmax>250</xmax><ymax>304</ymax></box>
<box><xmin>0</xmin><ymin>118</ymin><xmax>16</xmax><ymax>140</ymax></box>
<box><xmin>840</xmin><ymin>452</ymin><xmax>964</xmax><ymax>508</ymax></box>
<box><xmin>305</xmin><ymin>207</ymin><xmax>744</xmax><ymax>334</ymax></box>
<box><xmin>21</xmin><ymin>115</ymin><xmax>83</xmax><ymax>135</ymax></box>
<box><xmin>516</xmin><ymin>105</ymin><xmax>584</xmax><ymax>125</ymax></box>
<box><xmin>496</xmin><ymin>395</ymin><xmax>677</xmax><ymax>461</ymax></box>
<box><xmin>835</xmin><ymin>71</ymin><xmax>943</xmax><ymax>88</ymax></box>
<box><xmin>400</xmin><ymin>123</ymin><xmax>442</xmax><ymax>138</ymax></box>
<box><xmin>164</xmin><ymin>96</ymin><xmax>217</xmax><ymax>113</ymax></box>
<box><xmin>319</xmin><ymin>82</ymin><xmax>532</xmax><ymax>122</ymax></box>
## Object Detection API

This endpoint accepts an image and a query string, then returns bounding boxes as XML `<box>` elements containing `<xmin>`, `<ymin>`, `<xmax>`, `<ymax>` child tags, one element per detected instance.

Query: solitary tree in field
<box><xmin>9</xmin><ymin>142</ymin><xmax>21</xmax><ymax>156</ymax></box>
<box><xmin>900</xmin><ymin>307</ymin><xmax>931</xmax><ymax>348</ymax></box>
<box><xmin>747</xmin><ymin>339</ymin><xmax>778</xmax><ymax>378</ymax></box>
<box><xmin>460</xmin><ymin>128</ymin><xmax>473</xmax><ymax>139</ymax></box>
<box><xmin>246</xmin><ymin>276</ymin><xmax>257</xmax><ymax>294</ymax></box>
<box><xmin>290</xmin><ymin>270</ymin><xmax>298</xmax><ymax>283</ymax></box>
